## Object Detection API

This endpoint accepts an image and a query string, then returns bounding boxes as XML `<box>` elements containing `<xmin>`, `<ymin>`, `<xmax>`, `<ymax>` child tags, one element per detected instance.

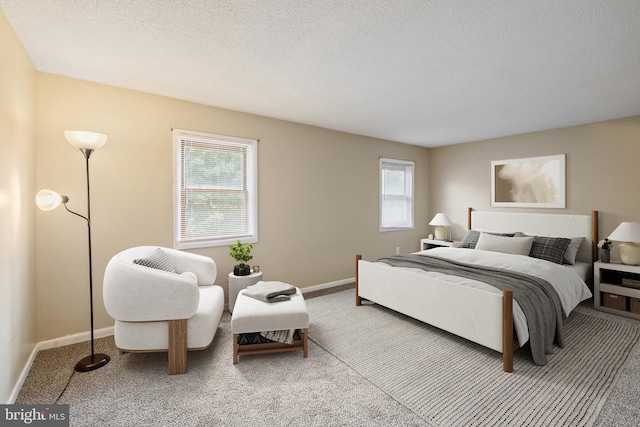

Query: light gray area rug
<box><xmin>306</xmin><ymin>289</ymin><xmax>640</xmax><ymax>427</ymax></box>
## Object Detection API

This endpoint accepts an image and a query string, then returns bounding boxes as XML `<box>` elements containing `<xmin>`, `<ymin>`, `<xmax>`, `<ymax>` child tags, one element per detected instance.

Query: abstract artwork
<box><xmin>491</xmin><ymin>154</ymin><xmax>566</xmax><ymax>208</ymax></box>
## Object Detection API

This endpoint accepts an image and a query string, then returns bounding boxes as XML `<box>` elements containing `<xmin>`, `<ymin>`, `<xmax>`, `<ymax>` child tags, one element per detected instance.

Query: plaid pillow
<box><xmin>457</xmin><ymin>230</ymin><xmax>517</xmax><ymax>249</ymax></box>
<box><xmin>133</xmin><ymin>248</ymin><xmax>176</xmax><ymax>273</ymax></box>
<box><xmin>528</xmin><ymin>236</ymin><xmax>571</xmax><ymax>264</ymax></box>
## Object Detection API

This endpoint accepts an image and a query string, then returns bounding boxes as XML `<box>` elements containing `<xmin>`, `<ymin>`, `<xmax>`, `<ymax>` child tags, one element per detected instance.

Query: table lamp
<box><xmin>429</xmin><ymin>213</ymin><xmax>452</xmax><ymax>241</ymax></box>
<box><xmin>608</xmin><ymin>221</ymin><xmax>640</xmax><ymax>266</ymax></box>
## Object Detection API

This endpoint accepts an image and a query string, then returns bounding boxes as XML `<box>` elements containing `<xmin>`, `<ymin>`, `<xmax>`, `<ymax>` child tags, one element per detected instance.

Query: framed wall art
<box><xmin>491</xmin><ymin>154</ymin><xmax>566</xmax><ymax>208</ymax></box>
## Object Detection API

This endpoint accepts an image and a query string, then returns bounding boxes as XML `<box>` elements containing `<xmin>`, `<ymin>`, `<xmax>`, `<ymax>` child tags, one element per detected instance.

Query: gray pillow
<box><xmin>518</xmin><ymin>233</ymin><xmax>583</xmax><ymax>265</ymax></box>
<box><xmin>133</xmin><ymin>248</ymin><xmax>176</xmax><ymax>273</ymax></box>
<box><xmin>563</xmin><ymin>237</ymin><xmax>584</xmax><ymax>265</ymax></box>
<box><xmin>528</xmin><ymin>236</ymin><xmax>571</xmax><ymax>265</ymax></box>
<box><xmin>457</xmin><ymin>230</ymin><xmax>517</xmax><ymax>249</ymax></box>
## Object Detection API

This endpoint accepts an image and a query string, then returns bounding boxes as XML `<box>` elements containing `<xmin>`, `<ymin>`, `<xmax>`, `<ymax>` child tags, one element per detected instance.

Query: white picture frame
<box><xmin>491</xmin><ymin>154</ymin><xmax>566</xmax><ymax>208</ymax></box>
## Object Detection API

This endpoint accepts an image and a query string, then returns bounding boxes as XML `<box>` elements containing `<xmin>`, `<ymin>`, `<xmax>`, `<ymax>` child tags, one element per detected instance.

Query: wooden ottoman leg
<box><xmin>302</xmin><ymin>328</ymin><xmax>308</xmax><ymax>358</ymax></box>
<box><xmin>233</xmin><ymin>333</ymin><xmax>239</xmax><ymax>364</ymax></box>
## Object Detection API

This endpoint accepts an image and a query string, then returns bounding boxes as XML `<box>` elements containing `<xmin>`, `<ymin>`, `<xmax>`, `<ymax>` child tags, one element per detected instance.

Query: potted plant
<box><xmin>229</xmin><ymin>240</ymin><xmax>253</xmax><ymax>276</ymax></box>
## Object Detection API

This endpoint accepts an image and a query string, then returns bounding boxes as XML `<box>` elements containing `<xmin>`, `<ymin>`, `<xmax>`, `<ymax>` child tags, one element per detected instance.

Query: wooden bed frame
<box><xmin>356</xmin><ymin>208</ymin><xmax>598</xmax><ymax>372</ymax></box>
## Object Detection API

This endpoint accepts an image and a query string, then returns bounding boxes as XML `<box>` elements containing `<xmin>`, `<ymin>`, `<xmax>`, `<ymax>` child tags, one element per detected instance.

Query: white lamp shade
<box><xmin>429</xmin><ymin>213</ymin><xmax>452</xmax><ymax>227</ymax></box>
<box><xmin>64</xmin><ymin>131</ymin><xmax>107</xmax><ymax>150</ymax></box>
<box><xmin>35</xmin><ymin>189</ymin><xmax>63</xmax><ymax>211</ymax></box>
<box><xmin>608</xmin><ymin>222</ymin><xmax>640</xmax><ymax>243</ymax></box>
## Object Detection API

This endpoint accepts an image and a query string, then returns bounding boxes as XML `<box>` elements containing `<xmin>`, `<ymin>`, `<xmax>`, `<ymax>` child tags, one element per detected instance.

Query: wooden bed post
<box><xmin>502</xmin><ymin>289</ymin><xmax>514</xmax><ymax>373</ymax></box>
<box><xmin>592</xmin><ymin>210</ymin><xmax>599</xmax><ymax>263</ymax></box>
<box><xmin>355</xmin><ymin>254</ymin><xmax>362</xmax><ymax>306</ymax></box>
<box><xmin>467</xmin><ymin>207</ymin><xmax>473</xmax><ymax>230</ymax></box>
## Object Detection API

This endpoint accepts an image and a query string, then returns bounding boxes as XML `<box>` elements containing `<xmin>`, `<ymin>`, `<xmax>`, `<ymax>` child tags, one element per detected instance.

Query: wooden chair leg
<box><xmin>168</xmin><ymin>319</ymin><xmax>188</xmax><ymax>375</ymax></box>
<box><xmin>233</xmin><ymin>334</ymin><xmax>239</xmax><ymax>364</ymax></box>
<box><xmin>302</xmin><ymin>328</ymin><xmax>308</xmax><ymax>358</ymax></box>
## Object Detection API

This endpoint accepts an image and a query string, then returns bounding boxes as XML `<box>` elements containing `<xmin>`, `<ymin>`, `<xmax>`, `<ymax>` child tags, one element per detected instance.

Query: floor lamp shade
<box><xmin>608</xmin><ymin>222</ymin><xmax>640</xmax><ymax>265</ymax></box>
<box><xmin>65</xmin><ymin>131</ymin><xmax>107</xmax><ymax>150</ymax></box>
<box><xmin>36</xmin><ymin>131</ymin><xmax>110</xmax><ymax>372</ymax></box>
<box><xmin>429</xmin><ymin>213</ymin><xmax>452</xmax><ymax>241</ymax></box>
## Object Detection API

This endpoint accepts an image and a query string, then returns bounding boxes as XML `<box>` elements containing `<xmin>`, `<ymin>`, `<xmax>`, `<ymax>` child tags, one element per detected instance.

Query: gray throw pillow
<box><xmin>528</xmin><ymin>236</ymin><xmax>571</xmax><ymax>265</ymax></box>
<box><xmin>563</xmin><ymin>237</ymin><xmax>584</xmax><ymax>265</ymax></box>
<box><xmin>133</xmin><ymin>248</ymin><xmax>176</xmax><ymax>273</ymax></box>
<box><xmin>457</xmin><ymin>230</ymin><xmax>517</xmax><ymax>249</ymax></box>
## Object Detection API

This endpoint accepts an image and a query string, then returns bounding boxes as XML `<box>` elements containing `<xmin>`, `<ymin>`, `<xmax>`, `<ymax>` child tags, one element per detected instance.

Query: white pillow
<box><xmin>475</xmin><ymin>233</ymin><xmax>534</xmax><ymax>256</ymax></box>
<box><xmin>179</xmin><ymin>271</ymin><xmax>198</xmax><ymax>283</ymax></box>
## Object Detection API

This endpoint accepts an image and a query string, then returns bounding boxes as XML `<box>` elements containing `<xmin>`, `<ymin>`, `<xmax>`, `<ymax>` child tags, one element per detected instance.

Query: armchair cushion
<box><xmin>133</xmin><ymin>248</ymin><xmax>176</xmax><ymax>273</ymax></box>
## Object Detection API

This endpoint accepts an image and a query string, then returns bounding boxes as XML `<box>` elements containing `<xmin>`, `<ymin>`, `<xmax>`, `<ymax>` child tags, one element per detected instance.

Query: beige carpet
<box><xmin>306</xmin><ymin>289</ymin><xmax>640</xmax><ymax>427</ymax></box>
<box><xmin>16</xmin><ymin>308</ymin><xmax>427</xmax><ymax>426</ymax></box>
<box><xmin>16</xmin><ymin>287</ymin><xmax>640</xmax><ymax>426</ymax></box>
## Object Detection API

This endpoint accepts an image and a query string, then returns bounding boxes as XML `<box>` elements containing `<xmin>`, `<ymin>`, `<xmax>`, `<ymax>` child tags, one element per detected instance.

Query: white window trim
<box><xmin>173</xmin><ymin>128</ymin><xmax>258</xmax><ymax>249</ymax></box>
<box><xmin>379</xmin><ymin>157</ymin><xmax>414</xmax><ymax>232</ymax></box>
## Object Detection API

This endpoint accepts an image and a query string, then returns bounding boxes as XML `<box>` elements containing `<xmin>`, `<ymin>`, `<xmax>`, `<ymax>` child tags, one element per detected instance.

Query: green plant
<box><xmin>229</xmin><ymin>240</ymin><xmax>253</xmax><ymax>263</ymax></box>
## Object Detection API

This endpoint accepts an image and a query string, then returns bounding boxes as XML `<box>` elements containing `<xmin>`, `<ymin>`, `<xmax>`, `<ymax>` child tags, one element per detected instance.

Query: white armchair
<box><xmin>103</xmin><ymin>246</ymin><xmax>224</xmax><ymax>374</ymax></box>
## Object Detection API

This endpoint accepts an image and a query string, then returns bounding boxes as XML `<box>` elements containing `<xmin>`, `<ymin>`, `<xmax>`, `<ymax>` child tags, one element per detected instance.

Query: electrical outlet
<box><xmin>396</xmin><ymin>246</ymin><xmax>400</xmax><ymax>255</ymax></box>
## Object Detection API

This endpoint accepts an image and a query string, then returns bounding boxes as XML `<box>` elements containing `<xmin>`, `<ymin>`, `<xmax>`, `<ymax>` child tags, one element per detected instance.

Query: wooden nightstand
<box><xmin>594</xmin><ymin>261</ymin><xmax>640</xmax><ymax>320</ymax></box>
<box><xmin>420</xmin><ymin>238</ymin><xmax>457</xmax><ymax>251</ymax></box>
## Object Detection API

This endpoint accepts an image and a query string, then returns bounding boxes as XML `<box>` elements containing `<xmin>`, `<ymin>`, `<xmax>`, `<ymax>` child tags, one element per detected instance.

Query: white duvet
<box><xmin>381</xmin><ymin>247</ymin><xmax>593</xmax><ymax>346</ymax></box>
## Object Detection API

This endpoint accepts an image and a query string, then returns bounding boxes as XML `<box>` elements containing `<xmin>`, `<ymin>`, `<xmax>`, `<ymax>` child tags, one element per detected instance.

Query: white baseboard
<box><xmin>301</xmin><ymin>277</ymin><xmax>355</xmax><ymax>294</ymax></box>
<box><xmin>36</xmin><ymin>326</ymin><xmax>114</xmax><ymax>352</ymax></box>
<box><xmin>7</xmin><ymin>326</ymin><xmax>114</xmax><ymax>404</ymax></box>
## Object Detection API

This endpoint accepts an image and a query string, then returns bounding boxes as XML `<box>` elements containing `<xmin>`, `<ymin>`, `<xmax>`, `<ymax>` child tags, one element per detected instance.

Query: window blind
<box><xmin>380</xmin><ymin>158</ymin><xmax>414</xmax><ymax>231</ymax></box>
<box><xmin>174</xmin><ymin>129</ymin><xmax>258</xmax><ymax>248</ymax></box>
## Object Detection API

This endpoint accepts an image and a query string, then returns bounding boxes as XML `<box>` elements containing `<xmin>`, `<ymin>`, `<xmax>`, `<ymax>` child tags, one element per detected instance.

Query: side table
<box><xmin>228</xmin><ymin>271</ymin><xmax>263</xmax><ymax>313</ymax></box>
<box><xmin>420</xmin><ymin>238</ymin><xmax>458</xmax><ymax>251</ymax></box>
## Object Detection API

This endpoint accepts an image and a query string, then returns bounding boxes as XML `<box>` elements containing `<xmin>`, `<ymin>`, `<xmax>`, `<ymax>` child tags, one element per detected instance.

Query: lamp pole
<box><xmin>72</xmin><ymin>147</ymin><xmax>110</xmax><ymax>372</ymax></box>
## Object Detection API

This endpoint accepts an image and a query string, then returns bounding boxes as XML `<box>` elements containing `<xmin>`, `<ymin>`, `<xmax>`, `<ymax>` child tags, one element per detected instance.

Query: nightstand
<box><xmin>420</xmin><ymin>238</ymin><xmax>457</xmax><ymax>251</ymax></box>
<box><xmin>594</xmin><ymin>261</ymin><xmax>640</xmax><ymax>320</ymax></box>
<box><xmin>228</xmin><ymin>271</ymin><xmax>263</xmax><ymax>313</ymax></box>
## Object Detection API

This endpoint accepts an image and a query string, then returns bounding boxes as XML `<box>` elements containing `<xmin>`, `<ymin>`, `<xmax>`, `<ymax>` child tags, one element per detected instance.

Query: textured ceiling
<box><xmin>2</xmin><ymin>0</ymin><xmax>640</xmax><ymax>147</ymax></box>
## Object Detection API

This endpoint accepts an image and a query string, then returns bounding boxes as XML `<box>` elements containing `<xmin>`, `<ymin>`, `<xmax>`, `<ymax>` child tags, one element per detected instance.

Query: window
<box><xmin>174</xmin><ymin>129</ymin><xmax>258</xmax><ymax>249</ymax></box>
<box><xmin>380</xmin><ymin>158</ymin><xmax>414</xmax><ymax>231</ymax></box>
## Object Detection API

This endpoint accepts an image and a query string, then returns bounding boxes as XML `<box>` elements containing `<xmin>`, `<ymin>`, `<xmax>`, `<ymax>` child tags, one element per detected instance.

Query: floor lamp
<box><xmin>36</xmin><ymin>131</ymin><xmax>110</xmax><ymax>372</ymax></box>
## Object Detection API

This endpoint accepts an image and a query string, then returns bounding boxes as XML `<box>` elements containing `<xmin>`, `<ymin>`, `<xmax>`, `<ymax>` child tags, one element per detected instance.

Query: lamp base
<box><xmin>434</xmin><ymin>226</ymin><xmax>448</xmax><ymax>241</ymax></box>
<box><xmin>618</xmin><ymin>242</ymin><xmax>640</xmax><ymax>266</ymax></box>
<box><xmin>75</xmin><ymin>353</ymin><xmax>110</xmax><ymax>372</ymax></box>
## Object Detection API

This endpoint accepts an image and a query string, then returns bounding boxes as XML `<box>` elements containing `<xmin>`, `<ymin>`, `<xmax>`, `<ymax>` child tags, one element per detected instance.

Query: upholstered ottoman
<box><xmin>230</xmin><ymin>286</ymin><xmax>309</xmax><ymax>364</ymax></box>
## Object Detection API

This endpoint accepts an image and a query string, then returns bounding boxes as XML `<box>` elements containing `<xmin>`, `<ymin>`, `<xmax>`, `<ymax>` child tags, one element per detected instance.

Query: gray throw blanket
<box><xmin>243</xmin><ymin>281</ymin><xmax>296</xmax><ymax>303</ymax></box>
<box><xmin>377</xmin><ymin>254</ymin><xmax>565</xmax><ymax>365</ymax></box>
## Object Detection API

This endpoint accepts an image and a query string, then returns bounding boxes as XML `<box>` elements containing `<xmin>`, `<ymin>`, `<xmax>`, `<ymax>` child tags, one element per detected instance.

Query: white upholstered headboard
<box><xmin>470</xmin><ymin>210</ymin><xmax>597</xmax><ymax>264</ymax></box>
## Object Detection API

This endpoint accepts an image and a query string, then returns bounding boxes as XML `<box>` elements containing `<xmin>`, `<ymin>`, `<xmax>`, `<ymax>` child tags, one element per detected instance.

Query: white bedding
<box><xmin>379</xmin><ymin>247</ymin><xmax>593</xmax><ymax>346</ymax></box>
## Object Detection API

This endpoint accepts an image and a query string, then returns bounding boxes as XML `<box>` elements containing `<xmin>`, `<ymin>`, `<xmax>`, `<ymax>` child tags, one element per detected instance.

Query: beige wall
<box><xmin>430</xmin><ymin>118</ymin><xmax>640</xmax><ymax>250</ymax></box>
<box><xmin>36</xmin><ymin>73</ymin><xmax>431</xmax><ymax>342</ymax></box>
<box><xmin>0</xmin><ymin>10</ymin><xmax>37</xmax><ymax>403</ymax></box>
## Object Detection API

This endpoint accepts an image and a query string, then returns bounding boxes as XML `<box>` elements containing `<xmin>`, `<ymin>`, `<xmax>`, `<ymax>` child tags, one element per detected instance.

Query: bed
<box><xmin>355</xmin><ymin>208</ymin><xmax>597</xmax><ymax>372</ymax></box>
